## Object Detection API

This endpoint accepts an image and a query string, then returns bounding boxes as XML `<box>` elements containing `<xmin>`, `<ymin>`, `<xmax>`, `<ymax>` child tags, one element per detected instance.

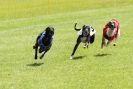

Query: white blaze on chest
<box><xmin>107</xmin><ymin>28</ymin><xmax>116</xmax><ymax>37</ymax></box>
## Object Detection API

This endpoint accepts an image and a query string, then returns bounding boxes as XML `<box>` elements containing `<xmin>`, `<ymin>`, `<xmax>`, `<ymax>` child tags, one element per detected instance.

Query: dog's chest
<box><xmin>81</xmin><ymin>37</ymin><xmax>87</xmax><ymax>43</ymax></box>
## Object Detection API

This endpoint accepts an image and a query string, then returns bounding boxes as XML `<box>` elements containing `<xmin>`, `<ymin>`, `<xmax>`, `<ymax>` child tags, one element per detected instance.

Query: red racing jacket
<box><xmin>103</xmin><ymin>19</ymin><xmax>120</xmax><ymax>41</ymax></box>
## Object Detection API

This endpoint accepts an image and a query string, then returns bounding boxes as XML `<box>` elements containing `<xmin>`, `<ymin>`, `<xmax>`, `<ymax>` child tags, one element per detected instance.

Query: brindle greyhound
<box><xmin>33</xmin><ymin>26</ymin><xmax>54</xmax><ymax>59</ymax></box>
<box><xmin>70</xmin><ymin>23</ymin><xmax>96</xmax><ymax>59</ymax></box>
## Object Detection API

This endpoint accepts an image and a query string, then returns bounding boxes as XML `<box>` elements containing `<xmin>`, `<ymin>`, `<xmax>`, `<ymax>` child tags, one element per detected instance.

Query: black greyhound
<box><xmin>33</xmin><ymin>26</ymin><xmax>54</xmax><ymax>59</ymax></box>
<box><xmin>70</xmin><ymin>23</ymin><xmax>96</xmax><ymax>59</ymax></box>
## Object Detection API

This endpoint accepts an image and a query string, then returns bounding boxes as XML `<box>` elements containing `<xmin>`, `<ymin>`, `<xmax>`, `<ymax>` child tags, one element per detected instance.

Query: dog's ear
<box><xmin>45</xmin><ymin>27</ymin><xmax>50</xmax><ymax>32</ymax></box>
<box><xmin>82</xmin><ymin>25</ymin><xmax>86</xmax><ymax>30</ymax></box>
<box><xmin>51</xmin><ymin>27</ymin><xmax>54</xmax><ymax>32</ymax></box>
<box><xmin>51</xmin><ymin>27</ymin><xmax>54</xmax><ymax>36</ymax></box>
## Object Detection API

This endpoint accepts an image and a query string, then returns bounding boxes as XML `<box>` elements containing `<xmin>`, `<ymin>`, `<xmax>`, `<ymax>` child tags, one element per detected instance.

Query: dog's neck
<box><xmin>107</xmin><ymin>28</ymin><xmax>115</xmax><ymax>37</ymax></box>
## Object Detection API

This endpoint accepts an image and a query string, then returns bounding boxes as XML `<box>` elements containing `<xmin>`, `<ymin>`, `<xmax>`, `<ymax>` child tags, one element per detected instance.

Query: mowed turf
<box><xmin>0</xmin><ymin>0</ymin><xmax>133</xmax><ymax>89</ymax></box>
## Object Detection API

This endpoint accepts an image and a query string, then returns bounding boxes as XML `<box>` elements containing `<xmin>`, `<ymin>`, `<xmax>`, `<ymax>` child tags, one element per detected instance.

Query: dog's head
<box><xmin>108</xmin><ymin>21</ymin><xmax>115</xmax><ymax>30</ymax></box>
<box><xmin>45</xmin><ymin>27</ymin><xmax>54</xmax><ymax>37</ymax></box>
<box><xmin>82</xmin><ymin>25</ymin><xmax>90</xmax><ymax>37</ymax></box>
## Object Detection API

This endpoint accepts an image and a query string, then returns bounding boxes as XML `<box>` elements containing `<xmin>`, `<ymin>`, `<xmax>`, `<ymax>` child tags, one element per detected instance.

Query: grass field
<box><xmin>0</xmin><ymin>0</ymin><xmax>133</xmax><ymax>89</ymax></box>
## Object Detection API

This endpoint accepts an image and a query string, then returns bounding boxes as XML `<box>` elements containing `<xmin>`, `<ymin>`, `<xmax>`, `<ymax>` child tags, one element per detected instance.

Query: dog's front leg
<box><xmin>86</xmin><ymin>35</ymin><xmax>91</xmax><ymax>48</ymax></box>
<box><xmin>101</xmin><ymin>37</ymin><xmax>106</xmax><ymax>48</ymax></box>
<box><xmin>71</xmin><ymin>36</ymin><xmax>81</xmax><ymax>57</ymax></box>
<box><xmin>106</xmin><ymin>40</ymin><xmax>111</xmax><ymax>47</ymax></box>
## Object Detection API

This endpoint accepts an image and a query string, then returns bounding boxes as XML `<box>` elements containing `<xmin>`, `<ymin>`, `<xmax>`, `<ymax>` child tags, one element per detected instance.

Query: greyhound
<box><xmin>101</xmin><ymin>19</ymin><xmax>120</xmax><ymax>48</ymax></box>
<box><xmin>33</xmin><ymin>26</ymin><xmax>54</xmax><ymax>59</ymax></box>
<box><xmin>70</xmin><ymin>23</ymin><xmax>96</xmax><ymax>59</ymax></box>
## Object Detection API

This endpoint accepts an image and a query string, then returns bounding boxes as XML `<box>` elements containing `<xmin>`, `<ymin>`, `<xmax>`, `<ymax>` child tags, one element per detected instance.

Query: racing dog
<box><xmin>33</xmin><ymin>26</ymin><xmax>54</xmax><ymax>59</ymax></box>
<box><xmin>70</xmin><ymin>23</ymin><xmax>96</xmax><ymax>59</ymax></box>
<box><xmin>101</xmin><ymin>19</ymin><xmax>120</xmax><ymax>48</ymax></box>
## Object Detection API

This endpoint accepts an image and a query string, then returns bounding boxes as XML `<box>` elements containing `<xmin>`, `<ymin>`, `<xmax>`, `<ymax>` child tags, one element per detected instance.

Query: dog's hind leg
<box><xmin>40</xmin><ymin>52</ymin><xmax>46</xmax><ymax>59</ymax></box>
<box><xmin>34</xmin><ymin>34</ymin><xmax>42</xmax><ymax>59</ymax></box>
<box><xmin>35</xmin><ymin>44</ymin><xmax>38</xmax><ymax>59</ymax></box>
<box><xmin>39</xmin><ymin>48</ymin><xmax>50</xmax><ymax>59</ymax></box>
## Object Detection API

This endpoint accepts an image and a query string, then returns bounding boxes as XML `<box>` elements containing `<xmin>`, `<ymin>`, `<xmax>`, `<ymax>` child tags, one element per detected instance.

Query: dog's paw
<box><xmin>40</xmin><ymin>56</ymin><xmax>43</xmax><ymax>59</ymax></box>
<box><xmin>83</xmin><ymin>44</ymin><xmax>89</xmax><ymax>48</ymax></box>
<box><xmin>83</xmin><ymin>45</ymin><xmax>86</xmax><ymax>48</ymax></box>
<box><xmin>70</xmin><ymin>56</ymin><xmax>74</xmax><ymax>59</ymax></box>
<box><xmin>35</xmin><ymin>56</ymin><xmax>37</xmax><ymax>60</ymax></box>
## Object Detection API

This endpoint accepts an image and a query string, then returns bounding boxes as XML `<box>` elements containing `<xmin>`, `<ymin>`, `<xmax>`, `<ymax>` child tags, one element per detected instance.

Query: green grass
<box><xmin>0</xmin><ymin>0</ymin><xmax>133</xmax><ymax>89</ymax></box>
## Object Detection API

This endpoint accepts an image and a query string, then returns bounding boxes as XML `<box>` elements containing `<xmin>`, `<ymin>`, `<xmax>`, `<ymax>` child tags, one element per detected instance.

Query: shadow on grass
<box><xmin>27</xmin><ymin>63</ymin><xmax>44</xmax><ymax>67</ymax></box>
<box><xmin>94</xmin><ymin>53</ymin><xmax>112</xmax><ymax>57</ymax></box>
<box><xmin>73</xmin><ymin>55</ymin><xmax>86</xmax><ymax>60</ymax></box>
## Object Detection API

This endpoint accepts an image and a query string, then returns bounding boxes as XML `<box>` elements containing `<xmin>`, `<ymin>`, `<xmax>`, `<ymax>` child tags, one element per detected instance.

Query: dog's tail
<box><xmin>74</xmin><ymin>23</ymin><xmax>81</xmax><ymax>31</ymax></box>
